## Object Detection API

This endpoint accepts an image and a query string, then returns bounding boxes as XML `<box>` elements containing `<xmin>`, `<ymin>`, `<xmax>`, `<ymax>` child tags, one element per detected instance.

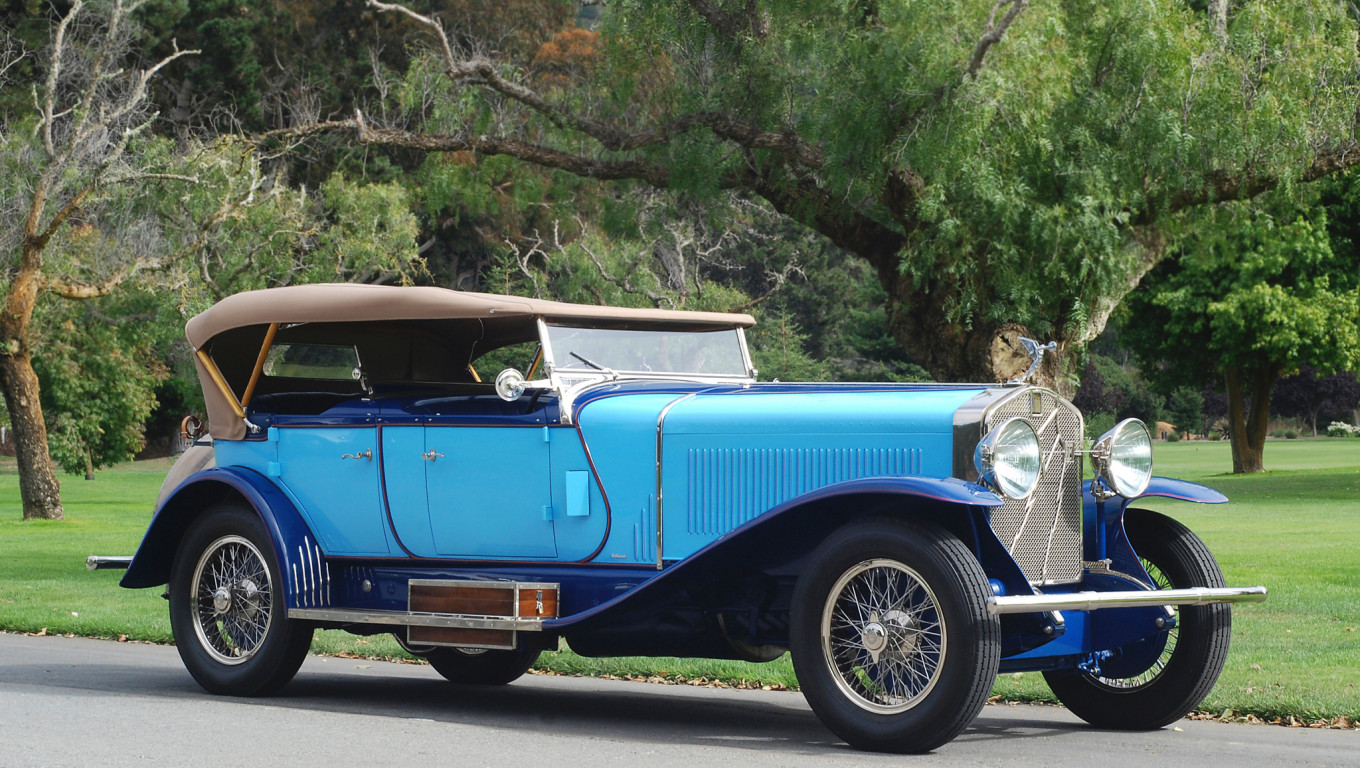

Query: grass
<box><xmin>2</xmin><ymin>441</ymin><xmax>1357</xmax><ymax>721</ymax></box>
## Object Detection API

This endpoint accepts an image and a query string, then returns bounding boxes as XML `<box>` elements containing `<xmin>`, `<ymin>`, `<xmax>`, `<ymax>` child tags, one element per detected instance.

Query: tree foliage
<box><xmin>271</xmin><ymin>0</ymin><xmax>1360</xmax><ymax>393</ymax></box>
<box><xmin>0</xmin><ymin>1</ymin><xmax>424</xmax><ymax>518</ymax></box>
<box><xmin>1272</xmin><ymin>365</ymin><xmax>1360</xmax><ymax>436</ymax></box>
<box><xmin>34</xmin><ymin>298</ymin><xmax>167</xmax><ymax>476</ymax></box>
<box><xmin>1126</xmin><ymin>205</ymin><xmax>1360</xmax><ymax>471</ymax></box>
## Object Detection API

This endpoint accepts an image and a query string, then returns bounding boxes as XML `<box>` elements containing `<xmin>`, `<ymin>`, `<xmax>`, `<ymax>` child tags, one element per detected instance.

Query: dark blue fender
<box><xmin>120</xmin><ymin>467</ymin><xmax>331</xmax><ymax>609</ymax></box>
<box><xmin>1037</xmin><ymin>476</ymin><xmax>1231</xmax><ymax>664</ymax></box>
<box><xmin>1083</xmin><ymin>476</ymin><xmax>1227</xmax><ymax>577</ymax></box>
<box><xmin>548</xmin><ymin>476</ymin><xmax>1006</xmax><ymax>633</ymax></box>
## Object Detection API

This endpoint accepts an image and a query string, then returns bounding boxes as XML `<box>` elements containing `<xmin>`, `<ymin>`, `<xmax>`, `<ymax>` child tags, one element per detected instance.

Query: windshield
<box><xmin>544</xmin><ymin>324</ymin><xmax>749</xmax><ymax>377</ymax></box>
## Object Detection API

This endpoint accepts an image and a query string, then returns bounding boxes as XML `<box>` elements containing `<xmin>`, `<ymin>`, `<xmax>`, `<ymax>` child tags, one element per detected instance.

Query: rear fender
<box><xmin>551</xmin><ymin>476</ymin><xmax>1015</xmax><ymax>633</ymax></box>
<box><xmin>120</xmin><ymin>467</ymin><xmax>330</xmax><ymax>608</ymax></box>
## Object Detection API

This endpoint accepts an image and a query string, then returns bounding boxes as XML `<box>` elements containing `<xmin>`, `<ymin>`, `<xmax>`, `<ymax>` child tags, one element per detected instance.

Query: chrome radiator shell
<box><xmin>955</xmin><ymin>387</ymin><xmax>1086</xmax><ymax>585</ymax></box>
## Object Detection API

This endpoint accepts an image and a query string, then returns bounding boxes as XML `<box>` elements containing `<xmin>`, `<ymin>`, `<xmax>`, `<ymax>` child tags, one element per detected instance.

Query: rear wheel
<box><xmin>1043</xmin><ymin>508</ymin><xmax>1231</xmax><ymax>729</ymax></box>
<box><xmin>791</xmin><ymin>518</ymin><xmax>1000</xmax><ymax>753</ymax></box>
<box><xmin>168</xmin><ymin>505</ymin><xmax>313</xmax><ymax>696</ymax></box>
<box><xmin>425</xmin><ymin>644</ymin><xmax>541</xmax><ymax>686</ymax></box>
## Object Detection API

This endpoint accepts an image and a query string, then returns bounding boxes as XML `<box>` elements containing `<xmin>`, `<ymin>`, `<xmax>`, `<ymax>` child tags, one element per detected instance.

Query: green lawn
<box><xmin>1</xmin><ymin>440</ymin><xmax>1357</xmax><ymax>721</ymax></box>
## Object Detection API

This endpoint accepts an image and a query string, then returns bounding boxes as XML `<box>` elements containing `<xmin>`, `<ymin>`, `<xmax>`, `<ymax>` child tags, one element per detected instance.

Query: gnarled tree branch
<box><xmin>968</xmin><ymin>0</ymin><xmax>1029</xmax><ymax>80</ymax></box>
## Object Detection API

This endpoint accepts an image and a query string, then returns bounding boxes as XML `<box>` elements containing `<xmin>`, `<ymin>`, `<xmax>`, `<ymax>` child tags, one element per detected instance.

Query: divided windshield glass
<box><xmin>544</xmin><ymin>324</ymin><xmax>749</xmax><ymax>377</ymax></box>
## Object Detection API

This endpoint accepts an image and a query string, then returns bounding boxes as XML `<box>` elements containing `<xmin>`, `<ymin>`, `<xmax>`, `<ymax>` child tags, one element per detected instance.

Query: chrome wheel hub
<box><xmin>212</xmin><ymin>586</ymin><xmax>232</xmax><ymax>615</ymax></box>
<box><xmin>190</xmin><ymin>535</ymin><xmax>274</xmax><ymax>666</ymax></box>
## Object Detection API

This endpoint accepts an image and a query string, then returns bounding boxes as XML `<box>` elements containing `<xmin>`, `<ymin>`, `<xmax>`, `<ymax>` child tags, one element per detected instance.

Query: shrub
<box><xmin>1284</xmin><ymin>429</ymin><xmax>1299</xmax><ymax>440</ymax></box>
<box><xmin>1085</xmin><ymin>411</ymin><xmax>1118</xmax><ymax>443</ymax></box>
<box><xmin>1209</xmin><ymin>431</ymin><xmax>1224</xmax><ymax>441</ymax></box>
<box><xmin>1166</xmin><ymin>431</ymin><xmax>1182</xmax><ymax>442</ymax></box>
<box><xmin>1327</xmin><ymin>421</ymin><xmax>1360</xmax><ymax>438</ymax></box>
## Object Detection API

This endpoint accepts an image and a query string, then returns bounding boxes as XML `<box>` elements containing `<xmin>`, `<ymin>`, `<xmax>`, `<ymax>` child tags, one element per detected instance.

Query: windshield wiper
<box><xmin>570</xmin><ymin>351</ymin><xmax>617</xmax><ymax>378</ymax></box>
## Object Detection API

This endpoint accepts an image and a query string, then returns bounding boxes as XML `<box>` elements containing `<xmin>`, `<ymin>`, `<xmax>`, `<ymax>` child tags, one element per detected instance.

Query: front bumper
<box><xmin>987</xmin><ymin>585</ymin><xmax>1267</xmax><ymax>615</ymax></box>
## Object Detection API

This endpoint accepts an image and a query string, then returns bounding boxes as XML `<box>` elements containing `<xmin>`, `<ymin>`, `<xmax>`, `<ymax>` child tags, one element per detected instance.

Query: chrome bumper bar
<box><xmin>987</xmin><ymin>585</ymin><xmax>1267</xmax><ymax>615</ymax></box>
<box><xmin>86</xmin><ymin>556</ymin><xmax>133</xmax><ymax>571</ymax></box>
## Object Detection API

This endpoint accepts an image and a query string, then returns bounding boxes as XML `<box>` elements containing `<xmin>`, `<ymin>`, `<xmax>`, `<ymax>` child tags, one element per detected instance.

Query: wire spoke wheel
<box><xmin>791</xmin><ymin>518</ymin><xmax>999</xmax><ymax>753</ymax></box>
<box><xmin>822</xmin><ymin>559</ymin><xmax>946</xmax><ymax>713</ymax></box>
<box><xmin>1043</xmin><ymin>508</ymin><xmax>1232</xmax><ymax>730</ymax></box>
<box><xmin>191</xmin><ymin>535</ymin><xmax>274</xmax><ymax>665</ymax></box>
<box><xmin>169</xmin><ymin>505</ymin><xmax>312</xmax><ymax>696</ymax></box>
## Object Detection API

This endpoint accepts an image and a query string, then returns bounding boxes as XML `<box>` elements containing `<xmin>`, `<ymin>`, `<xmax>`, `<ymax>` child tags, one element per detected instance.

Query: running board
<box><xmin>291</xmin><ymin>579</ymin><xmax>559</xmax><ymax>651</ymax></box>
<box><xmin>987</xmin><ymin>585</ymin><xmax>1267</xmax><ymax>615</ymax></box>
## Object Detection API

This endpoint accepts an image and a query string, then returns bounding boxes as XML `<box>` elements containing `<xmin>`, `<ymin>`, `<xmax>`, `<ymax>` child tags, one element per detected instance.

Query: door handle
<box><xmin>422</xmin><ymin>450</ymin><xmax>445</xmax><ymax>461</ymax></box>
<box><xmin>341</xmin><ymin>449</ymin><xmax>372</xmax><ymax>461</ymax></box>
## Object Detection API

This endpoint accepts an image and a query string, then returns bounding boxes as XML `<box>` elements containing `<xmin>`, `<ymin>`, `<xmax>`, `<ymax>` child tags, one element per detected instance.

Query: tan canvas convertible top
<box><xmin>189</xmin><ymin>284</ymin><xmax>755</xmax><ymax>439</ymax></box>
<box><xmin>186</xmin><ymin>284</ymin><xmax>754</xmax><ymax>349</ymax></box>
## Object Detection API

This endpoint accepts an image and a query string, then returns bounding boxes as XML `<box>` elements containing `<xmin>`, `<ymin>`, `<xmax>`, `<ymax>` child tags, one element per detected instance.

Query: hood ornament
<box><xmin>1012</xmin><ymin>337</ymin><xmax>1057</xmax><ymax>384</ymax></box>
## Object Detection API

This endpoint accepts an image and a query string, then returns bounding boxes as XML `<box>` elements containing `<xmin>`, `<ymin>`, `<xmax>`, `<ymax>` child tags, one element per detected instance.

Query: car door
<box><xmin>422</xmin><ymin>424</ymin><xmax>557</xmax><ymax>558</ymax></box>
<box><xmin>381</xmin><ymin>414</ymin><xmax>557</xmax><ymax>560</ymax></box>
<box><xmin>274</xmin><ymin>425</ymin><xmax>390</xmax><ymax>556</ymax></box>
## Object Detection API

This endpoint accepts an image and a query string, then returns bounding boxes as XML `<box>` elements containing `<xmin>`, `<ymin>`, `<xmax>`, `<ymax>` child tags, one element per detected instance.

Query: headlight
<box><xmin>974</xmin><ymin>417</ymin><xmax>1041</xmax><ymax>499</ymax></box>
<box><xmin>1092</xmin><ymin>418</ymin><xmax>1153</xmax><ymax>497</ymax></box>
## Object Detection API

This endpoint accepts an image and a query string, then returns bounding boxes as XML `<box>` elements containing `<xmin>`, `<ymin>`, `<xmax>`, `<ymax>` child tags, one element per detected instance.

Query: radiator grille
<box><xmin>687</xmin><ymin>447</ymin><xmax>922</xmax><ymax>535</ymax></box>
<box><xmin>985</xmin><ymin>390</ymin><xmax>1084</xmax><ymax>585</ymax></box>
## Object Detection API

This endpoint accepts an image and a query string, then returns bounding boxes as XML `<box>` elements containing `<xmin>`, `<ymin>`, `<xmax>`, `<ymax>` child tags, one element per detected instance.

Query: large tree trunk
<box><xmin>877</xmin><ymin>268</ymin><xmax>1079</xmax><ymax>397</ymax></box>
<box><xmin>0</xmin><ymin>351</ymin><xmax>63</xmax><ymax>519</ymax></box>
<box><xmin>0</xmin><ymin>266</ymin><xmax>63</xmax><ymax>520</ymax></box>
<box><xmin>1225</xmin><ymin>367</ymin><xmax>1275</xmax><ymax>474</ymax></box>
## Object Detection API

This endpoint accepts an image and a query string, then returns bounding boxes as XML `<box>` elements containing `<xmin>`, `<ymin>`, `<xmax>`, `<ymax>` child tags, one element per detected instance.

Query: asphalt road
<box><xmin>1</xmin><ymin>633</ymin><xmax>1354</xmax><ymax>768</ymax></box>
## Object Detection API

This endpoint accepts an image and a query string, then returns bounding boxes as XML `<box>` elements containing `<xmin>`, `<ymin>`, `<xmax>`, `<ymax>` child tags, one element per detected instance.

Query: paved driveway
<box><xmin>1</xmin><ymin>633</ymin><xmax>1353</xmax><ymax>767</ymax></box>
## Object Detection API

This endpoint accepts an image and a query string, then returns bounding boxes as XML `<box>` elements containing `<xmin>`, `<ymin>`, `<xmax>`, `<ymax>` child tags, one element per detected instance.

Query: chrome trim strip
<box><xmin>288</xmin><ymin>607</ymin><xmax>549</xmax><ymax>631</ymax></box>
<box><xmin>986</xmin><ymin>585</ymin><xmax>1268</xmax><ymax>615</ymax></box>
<box><xmin>655</xmin><ymin>392</ymin><xmax>700</xmax><ymax>570</ymax></box>
<box><xmin>408</xmin><ymin>578</ymin><xmax>558</xmax><ymax>592</ymax></box>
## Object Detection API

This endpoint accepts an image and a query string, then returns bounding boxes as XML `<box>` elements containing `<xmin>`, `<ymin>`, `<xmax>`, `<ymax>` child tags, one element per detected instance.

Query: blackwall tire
<box><xmin>1043</xmin><ymin>508</ymin><xmax>1232</xmax><ymax>729</ymax></box>
<box><xmin>425</xmin><ymin>645</ymin><xmax>541</xmax><ymax>686</ymax></box>
<box><xmin>790</xmin><ymin>518</ymin><xmax>1000</xmax><ymax>753</ymax></box>
<box><xmin>168</xmin><ymin>505</ymin><xmax>313</xmax><ymax>696</ymax></box>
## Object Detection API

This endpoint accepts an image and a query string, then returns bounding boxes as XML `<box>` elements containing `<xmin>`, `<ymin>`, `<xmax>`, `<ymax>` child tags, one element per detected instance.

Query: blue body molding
<box><xmin>120</xmin><ymin>467</ymin><xmax>328</xmax><ymax>608</ymax></box>
<box><xmin>547</xmin><ymin>475</ymin><xmax>1002</xmax><ymax>631</ymax></box>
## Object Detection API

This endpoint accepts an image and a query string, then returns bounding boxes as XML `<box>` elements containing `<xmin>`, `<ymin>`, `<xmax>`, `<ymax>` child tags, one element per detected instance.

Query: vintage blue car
<box><xmin>96</xmin><ymin>284</ymin><xmax>1265</xmax><ymax>752</ymax></box>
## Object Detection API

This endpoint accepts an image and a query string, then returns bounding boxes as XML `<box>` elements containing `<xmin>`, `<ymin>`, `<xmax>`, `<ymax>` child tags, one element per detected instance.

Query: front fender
<box><xmin>1083</xmin><ymin>476</ymin><xmax>1227</xmax><ymax>582</ymax></box>
<box><xmin>550</xmin><ymin>476</ymin><xmax>1005</xmax><ymax>632</ymax></box>
<box><xmin>120</xmin><ymin>467</ymin><xmax>330</xmax><ymax>608</ymax></box>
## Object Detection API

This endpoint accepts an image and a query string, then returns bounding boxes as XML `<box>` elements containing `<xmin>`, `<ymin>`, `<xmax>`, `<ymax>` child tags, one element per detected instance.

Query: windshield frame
<box><xmin>536</xmin><ymin>318</ymin><xmax>756</xmax><ymax>419</ymax></box>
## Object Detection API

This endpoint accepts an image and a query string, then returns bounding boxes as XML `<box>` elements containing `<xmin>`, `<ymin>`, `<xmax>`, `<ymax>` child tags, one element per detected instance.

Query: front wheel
<box><xmin>790</xmin><ymin>518</ymin><xmax>1000</xmax><ymax>753</ymax></box>
<box><xmin>168</xmin><ymin>505</ymin><xmax>313</xmax><ymax>696</ymax></box>
<box><xmin>1043</xmin><ymin>508</ymin><xmax>1232</xmax><ymax>729</ymax></box>
<box><xmin>425</xmin><ymin>644</ymin><xmax>541</xmax><ymax>686</ymax></box>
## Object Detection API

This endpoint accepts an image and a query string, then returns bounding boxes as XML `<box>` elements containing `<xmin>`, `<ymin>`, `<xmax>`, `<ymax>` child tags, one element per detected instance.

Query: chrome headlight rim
<box><xmin>1092</xmin><ymin>418</ymin><xmax>1154</xmax><ymax>498</ymax></box>
<box><xmin>973</xmin><ymin>416</ymin><xmax>1042</xmax><ymax>500</ymax></box>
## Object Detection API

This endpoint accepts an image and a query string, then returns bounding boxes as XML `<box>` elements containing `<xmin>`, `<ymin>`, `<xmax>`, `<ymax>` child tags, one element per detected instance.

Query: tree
<box><xmin>267</xmin><ymin>0</ymin><xmax>1360</xmax><ymax>393</ymax></box>
<box><xmin>0</xmin><ymin>1</ymin><xmax>424</xmax><ymax>519</ymax></box>
<box><xmin>1126</xmin><ymin>207</ymin><xmax>1360</xmax><ymax>472</ymax></box>
<box><xmin>1272</xmin><ymin>365</ymin><xmax>1360</xmax><ymax>436</ymax></box>
<box><xmin>0</xmin><ymin>0</ymin><xmax>200</xmax><ymax>519</ymax></box>
<box><xmin>1166</xmin><ymin>386</ymin><xmax>1206</xmax><ymax>437</ymax></box>
<box><xmin>34</xmin><ymin>297</ymin><xmax>167</xmax><ymax>478</ymax></box>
